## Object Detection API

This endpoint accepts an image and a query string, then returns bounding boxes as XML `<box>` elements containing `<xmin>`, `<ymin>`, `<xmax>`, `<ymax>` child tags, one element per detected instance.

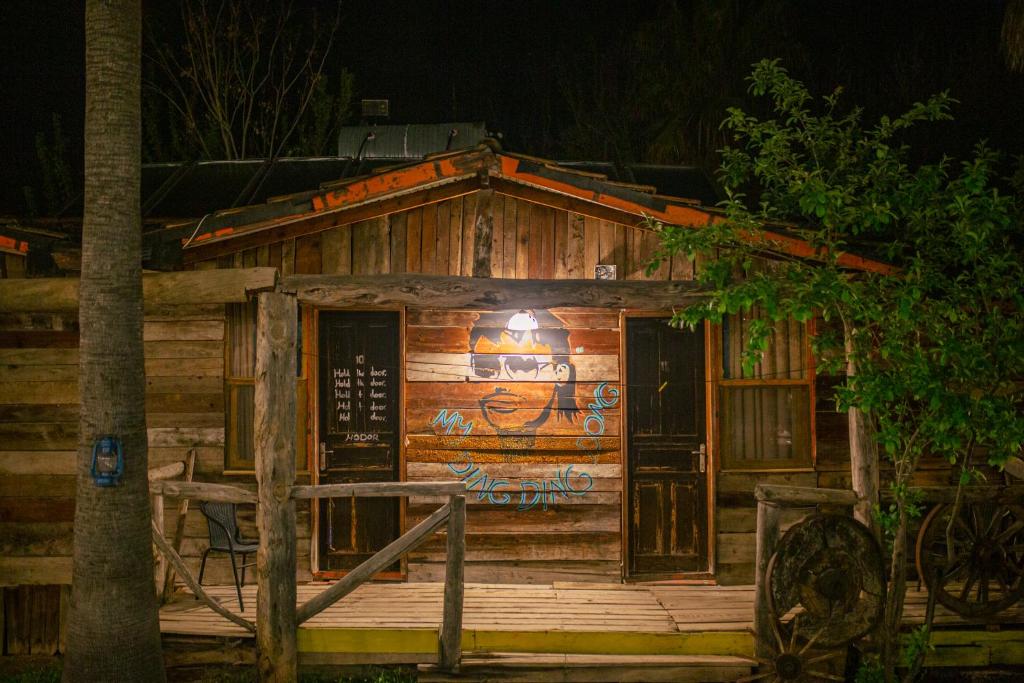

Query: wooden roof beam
<box><xmin>279</xmin><ymin>273</ymin><xmax>705</xmax><ymax>310</ymax></box>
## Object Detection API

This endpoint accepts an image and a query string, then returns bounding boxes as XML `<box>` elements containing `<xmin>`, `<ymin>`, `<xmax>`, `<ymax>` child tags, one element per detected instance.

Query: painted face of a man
<box><xmin>470</xmin><ymin>310</ymin><xmax>577</xmax><ymax>434</ymax></box>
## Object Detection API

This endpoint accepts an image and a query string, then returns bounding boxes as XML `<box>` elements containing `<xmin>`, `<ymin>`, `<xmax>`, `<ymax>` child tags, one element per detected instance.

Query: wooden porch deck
<box><xmin>160</xmin><ymin>582</ymin><xmax>1024</xmax><ymax>671</ymax></box>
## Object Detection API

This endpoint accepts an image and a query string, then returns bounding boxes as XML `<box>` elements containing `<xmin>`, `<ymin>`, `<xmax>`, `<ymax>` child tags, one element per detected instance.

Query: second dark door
<box><xmin>626</xmin><ymin>318</ymin><xmax>708</xmax><ymax>576</ymax></box>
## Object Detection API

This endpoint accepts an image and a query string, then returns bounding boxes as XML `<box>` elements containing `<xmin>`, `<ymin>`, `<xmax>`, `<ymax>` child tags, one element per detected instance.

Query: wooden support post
<box><xmin>152</xmin><ymin>492</ymin><xmax>165</xmax><ymax>591</ymax></box>
<box><xmin>440</xmin><ymin>494</ymin><xmax>466</xmax><ymax>671</ymax></box>
<box><xmin>472</xmin><ymin>189</ymin><xmax>494</xmax><ymax>277</ymax></box>
<box><xmin>161</xmin><ymin>448</ymin><xmax>197</xmax><ymax>603</ymax></box>
<box><xmin>754</xmin><ymin>498</ymin><xmax>781</xmax><ymax>660</ymax></box>
<box><xmin>845</xmin><ymin>322</ymin><xmax>879</xmax><ymax>537</ymax></box>
<box><xmin>255</xmin><ymin>292</ymin><xmax>298</xmax><ymax>682</ymax></box>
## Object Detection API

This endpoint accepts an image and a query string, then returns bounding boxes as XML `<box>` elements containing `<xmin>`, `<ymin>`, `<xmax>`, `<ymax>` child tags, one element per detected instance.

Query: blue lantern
<box><xmin>91</xmin><ymin>436</ymin><xmax>124</xmax><ymax>487</ymax></box>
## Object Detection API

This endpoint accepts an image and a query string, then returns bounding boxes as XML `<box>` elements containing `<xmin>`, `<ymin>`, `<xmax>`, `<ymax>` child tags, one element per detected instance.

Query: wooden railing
<box><xmin>148</xmin><ymin>449</ymin><xmax>198</xmax><ymax>603</ymax></box>
<box><xmin>291</xmin><ymin>482</ymin><xmax>467</xmax><ymax>669</ymax></box>
<box><xmin>148</xmin><ymin>474</ymin><xmax>258</xmax><ymax>634</ymax></box>
<box><xmin>148</xmin><ymin>475</ymin><xmax>468</xmax><ymax>672</ymax></box>
<box><xmin>151</xmin><ymin>291</ymin><xmax>470</xmax><ymax>681</ymax></box>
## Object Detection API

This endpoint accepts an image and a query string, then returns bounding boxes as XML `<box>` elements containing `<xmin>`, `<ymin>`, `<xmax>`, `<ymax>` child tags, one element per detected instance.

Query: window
<box><xmin>718</xmin><ymin>308</ymin><xmax>813</xmax><ymax>469</ymax></box>
<box><xmin>224</xmin><ymin>301</ymin><xmax>308</xmax><ymax>472</ymax></box>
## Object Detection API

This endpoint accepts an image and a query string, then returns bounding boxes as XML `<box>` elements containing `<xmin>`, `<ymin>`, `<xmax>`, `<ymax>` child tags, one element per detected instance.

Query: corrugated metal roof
<box><xmin>337</xmin><ymin>122</ymin><xmax>489</xmax><ymax>159</ymax></box>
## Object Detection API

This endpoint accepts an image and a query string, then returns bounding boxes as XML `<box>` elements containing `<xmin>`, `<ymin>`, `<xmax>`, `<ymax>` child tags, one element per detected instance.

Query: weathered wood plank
<box><xmin>282</xmin><ymin>274</ymin><xmax>702</xmax><ymax>311</ymax></box>
<box><xmin>421</xmin><ymin>205</ymin><xmax>438</xmax><ymax>275</ymax></box>
<box><xmin>390</xmin><ymin>213</ymin><xmax>407</xmax><ymax>275</ymax></box>
<box><xmin>143</xmin><ymin>321</ymin><xmax>223</xmax><ymax>342</ymax></box>
<box><xmin>754</xmin><ymin>484</ymin><xmax>857</xmax><ymax>505</ymax></box>
<box><xmin>281</xmin><ymin>239</ymin><xmax>296</xmax><ymax>276</ymax></box>
<box><xmin>406</xmin><ymin>209</ymin><xmax>423</xmax><ymax>273</ymax></box>
<box><xmin>501</xmin><ymin>198</ymin><xmax>517</xmax><ymax>279</ymax></box>
<box><xmin>435</xmin><ymin>201</ymin><xmax>451</xmax><ymax>276</ymax></box>
<box><xmin>291</xmin><ymin>481</ymin><xmax>467</xmax><ymax>499</ymax></box>
<box><xmin>489</xmin><ymin>194</ymin><xmax>504</xmax><ymax>279</ymax></box>
<box><xmin>448</xmin><ymin>197</ymin><xmax>464</xmax><ymax>276</ymax></box>
<box><xmin>0</xmin><ymin>268</ymin><xmax>277</xmax><ymax>312</ymax></box>
<box><xmin>515</xmin><ymin>199</ymin><xmax>531</xmax><ymax>280</ymax></box>
<box><xmin>406</xmin><ymin>353</ymin><xmax>618</xmax><ymax>382</ymax></box>
<box><xmin>472</xmin><ymin>190</ymin><xmax>494</xmax><ymax>278</ymax></box>
<box><xmin>149</xmin><ymin>480</ymin><xmax>256</xmax><ymax>503</ymax></box>
<box><xmin>320</xmin><ymin>226</ymin><xmax>352</xmax><ymax>275</ymax></box>
<box><xmin>406</xmin><ymin>309</ymin><xmax>621</xmax><ymax>329</ymax></box>
<box><xmin>405</xmin><ymin>326</ymin><xmax>620</xmax><ymax>354</ymax></box>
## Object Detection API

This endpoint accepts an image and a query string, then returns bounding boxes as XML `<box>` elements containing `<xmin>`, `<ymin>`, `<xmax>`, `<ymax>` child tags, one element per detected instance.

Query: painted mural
<box><xmin>425</xmin><ymin>309</ymin><xmax>615</xmax><ymax>510</ymax></box>
<box><xmin>469</xmin><ymin>309</ymin><xmax>579</xmax><ymax>443</ymax></box>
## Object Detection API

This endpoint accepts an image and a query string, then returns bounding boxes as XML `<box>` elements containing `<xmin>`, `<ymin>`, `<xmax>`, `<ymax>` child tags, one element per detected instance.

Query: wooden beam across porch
<box><xmin>279</xmin><ymin>273</ymin><xmax>705</xmax><ymax>310</ymax></box>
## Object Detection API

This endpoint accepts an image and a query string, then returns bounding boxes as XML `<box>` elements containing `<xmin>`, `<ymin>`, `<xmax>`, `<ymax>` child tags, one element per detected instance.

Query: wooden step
<box><xmin>418</xmin><ymin>652</ymin><xmax>755</xmax><ymax>682</ymax></box>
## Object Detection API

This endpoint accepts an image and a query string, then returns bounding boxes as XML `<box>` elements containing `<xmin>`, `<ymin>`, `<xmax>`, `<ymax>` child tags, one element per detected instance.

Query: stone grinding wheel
<box><xmin>767</xmin><ymin>513</ymin><xmax>886</xmax><ymax>649</ymax></box>
<box><xmin>916</xmin><ymin>502</ymin><xmax>1024</xmax><ymax>618</ymax></box>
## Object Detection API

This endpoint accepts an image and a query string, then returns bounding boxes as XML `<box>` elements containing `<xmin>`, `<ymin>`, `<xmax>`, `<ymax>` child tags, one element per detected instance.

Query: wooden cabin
<box><xmin>0</xmin><ymin>143</ymin><xmax>907</xmax><ymax>656</ymax></box>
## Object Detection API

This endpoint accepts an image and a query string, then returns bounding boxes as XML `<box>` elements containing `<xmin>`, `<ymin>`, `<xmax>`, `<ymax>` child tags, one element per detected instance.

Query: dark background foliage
<box><xmin>3</xmin><ymin>0</ymin><xmax>1023</xmax><ymax>213</ymax></box>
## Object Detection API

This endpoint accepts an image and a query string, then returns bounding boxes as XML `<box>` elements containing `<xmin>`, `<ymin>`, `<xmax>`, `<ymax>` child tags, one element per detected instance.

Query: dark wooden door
<box><xmin>317</xmin><ymin>311</ymin><xmax>400</xmax><ymax>573</ymax></box>
<box><xmin>627</xmin><ymin>318</ymin><xmax>708</xmax><ymax>576</ymax></box>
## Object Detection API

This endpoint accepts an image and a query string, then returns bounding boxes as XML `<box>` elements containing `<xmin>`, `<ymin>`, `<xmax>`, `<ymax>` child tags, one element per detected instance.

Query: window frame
<box><xmin>223</xmin><ymin>300</ymin><xmax>309</xmax><ymax>474</ymax></box>
<box><xmin>714</xmin><ymin>314</ymin><xmax>817</xmax><ymax>472</ymax></box>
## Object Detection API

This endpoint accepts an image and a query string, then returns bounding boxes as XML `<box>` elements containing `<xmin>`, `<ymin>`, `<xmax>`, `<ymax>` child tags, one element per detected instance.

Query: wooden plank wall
<box><xmin>193</xmin><ymin>193</ymin><xmax>695</xmax><ymax>282</ymax></box>
<box><xmin>403</xmin><ymin>308</ymin><xmax>623</xmax><ymax>583</ymax></box>
<box><xmin>183</xmin><ymin>188</ymin><xmax>961</xmax><ymax>587</ymax></box>
<box><xmin>0</xmin><ymin>305</ymin><xmax>313</xmax><ymax>597</ymax></box>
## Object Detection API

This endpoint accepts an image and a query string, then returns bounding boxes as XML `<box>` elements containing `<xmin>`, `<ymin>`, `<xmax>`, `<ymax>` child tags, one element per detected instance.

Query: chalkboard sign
<box><xmin>320</xmin><ymin>313</ymin><xmax>397</xmax><ymax>439</ymax></box>
<box><xmin>317</xmin><ymin>310</ymin><xmax>400</xmax><ymax>573</ymax></box>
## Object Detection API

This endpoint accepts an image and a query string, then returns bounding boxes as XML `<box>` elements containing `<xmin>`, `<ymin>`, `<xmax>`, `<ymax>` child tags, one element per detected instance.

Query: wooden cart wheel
<box><xmin>767</xmin><ymin>513</ymin><xmax>885</xmax><ymax>649</ymax></box>
<box><xmin>740</xmin><ymin>615</ymin><xmax>845</xmax><ymax>682</ymax></box>
<box><xmin>915</xmin><ymin>501</ymin><xmax>1024</xmax><ymax>618</ymax></box>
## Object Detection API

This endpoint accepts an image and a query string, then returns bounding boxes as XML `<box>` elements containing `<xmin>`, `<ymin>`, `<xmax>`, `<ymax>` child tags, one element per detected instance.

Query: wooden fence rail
<box><xmin>292</xmin><ymin>482</ymin><xmax>468</xmax><ymax>670</ymax></box>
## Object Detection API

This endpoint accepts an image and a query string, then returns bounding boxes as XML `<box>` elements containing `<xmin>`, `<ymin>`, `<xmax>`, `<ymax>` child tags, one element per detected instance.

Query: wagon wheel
<box><xmin>915</xmin><ymin>502</ymin><xmax>1024</xmax><ymax>618</ymax></box>
<box><xmin>767</xmin><ymin>513</ymin><xmax>886</xmax><ymax>649</ymax></box>
<box><xmin>740</xmin><ymin>615</ymin><xmax>845</xmax><ymax>682</ymax></box>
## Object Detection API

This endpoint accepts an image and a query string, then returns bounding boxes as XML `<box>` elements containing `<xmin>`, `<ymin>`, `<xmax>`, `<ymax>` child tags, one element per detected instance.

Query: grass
<box><xmin>195</xmin><ymin>668</ymin><xmax>416</xmax><ymax>683</ymax></box>
<box><xmin>0</xmin><ymin>667</ymin><xmax>61</xmax><ymax>683</ymax></box>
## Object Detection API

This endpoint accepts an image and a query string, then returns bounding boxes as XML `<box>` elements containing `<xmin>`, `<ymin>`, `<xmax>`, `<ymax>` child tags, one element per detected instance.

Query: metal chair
<box><xmin>197</xmin><ymin>501</ymin><xmax>258</xmax><ymax>610</ymax></box>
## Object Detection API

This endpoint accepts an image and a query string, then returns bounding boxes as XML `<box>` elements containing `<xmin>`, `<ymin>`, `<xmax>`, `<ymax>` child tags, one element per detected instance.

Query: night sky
<box><xmin>3</xmin><ymin>1</ymin><xmax>1023</xmax><ymax>214</ymax></box>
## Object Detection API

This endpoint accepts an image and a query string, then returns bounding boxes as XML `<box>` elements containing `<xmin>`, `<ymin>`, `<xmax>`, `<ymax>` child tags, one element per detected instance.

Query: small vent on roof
<box><xmin>361</xmin><ymin>99</ymin><xmax>389</xmax><ymax>119</ymax></box>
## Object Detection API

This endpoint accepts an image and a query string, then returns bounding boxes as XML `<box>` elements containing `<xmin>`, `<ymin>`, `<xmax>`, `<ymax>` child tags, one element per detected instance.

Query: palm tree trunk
<box><xmin>64</xmin><ymin>1</ymin><xmax>165</xmax><ymax>680</ymax></box>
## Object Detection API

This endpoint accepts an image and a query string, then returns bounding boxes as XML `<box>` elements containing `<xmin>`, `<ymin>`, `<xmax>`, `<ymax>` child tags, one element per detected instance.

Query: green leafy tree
<box><xmin>651</xmin><ymin>60</ymin><xmax>1024</xmax><ymax>681</ymax></box>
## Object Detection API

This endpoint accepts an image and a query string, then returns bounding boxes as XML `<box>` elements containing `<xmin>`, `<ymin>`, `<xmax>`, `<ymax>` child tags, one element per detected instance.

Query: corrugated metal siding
<box><xmin>337</xmin><ymin>122</ymin><xmax>488</xmax><ymax>159</ymax></box>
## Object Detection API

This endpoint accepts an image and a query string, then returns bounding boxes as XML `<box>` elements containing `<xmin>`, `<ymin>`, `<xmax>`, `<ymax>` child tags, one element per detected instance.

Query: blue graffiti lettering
<box><xmin>576</xmin><ymin>382</ymin><xmax>620</xmax><ymax>454</ymax></box>
<box><xmin>432</xmin><ymin>409</ymin><xmax>474</xmax><ymax>436</ymax></box>
<box><xmin>437</xmin><ymin>409</ymin><xmax>595</xmax><ymax>511</ymax></box>
<box><xmin>517</xmin><ymin>465</ymin><xmax>594</xmax><ymax>511</ymax></box>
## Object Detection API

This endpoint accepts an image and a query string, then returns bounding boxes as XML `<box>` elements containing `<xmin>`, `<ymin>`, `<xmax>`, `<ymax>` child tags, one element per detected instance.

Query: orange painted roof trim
<box><xmin>183</xmin><ymin>145</ymin><xmax>894</xmax><ymax>275</ymax></box>
<box><xmin>0</xmin><ymin>234</ymin><xmax>30</xmax><ymax>255</ymax></box>
<box><xmin>496</xmin><ymin>156</ymin><xmax>896</xmax><ymax>276</ymax></box>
